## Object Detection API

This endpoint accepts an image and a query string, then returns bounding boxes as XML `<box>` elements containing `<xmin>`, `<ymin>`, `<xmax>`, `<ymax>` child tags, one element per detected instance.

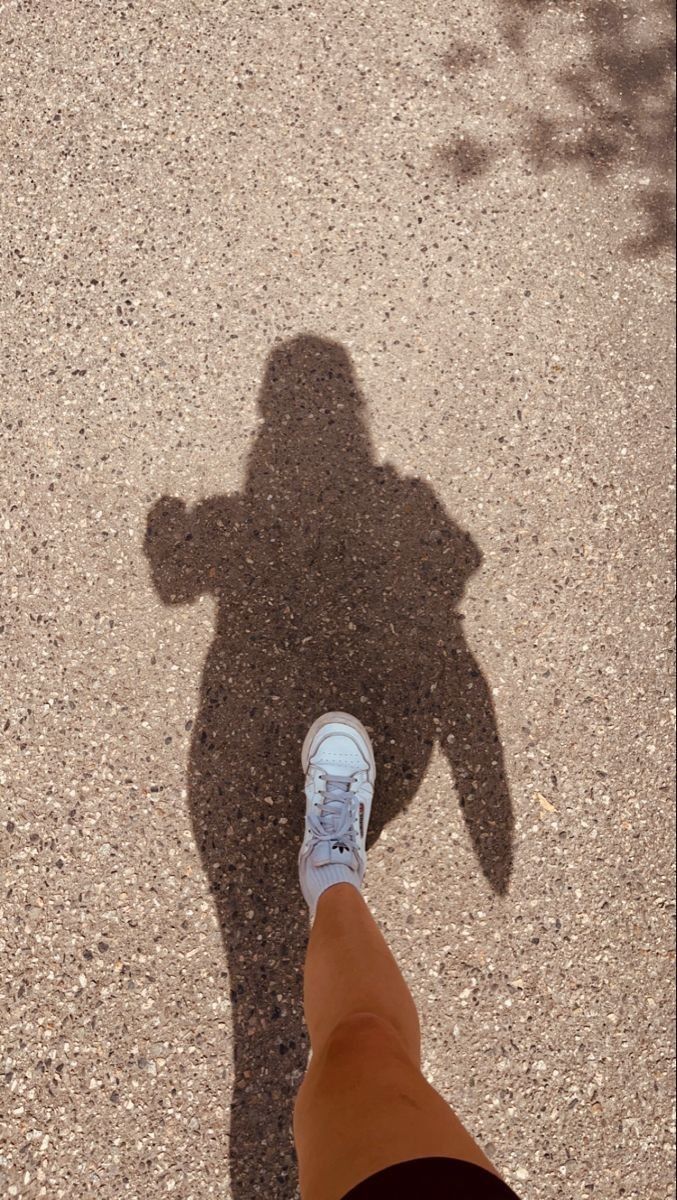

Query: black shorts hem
<box><xmin>340</xmin><ymin>1155</ymin><xmax>521</xmax><ymax>1198</ymax></box>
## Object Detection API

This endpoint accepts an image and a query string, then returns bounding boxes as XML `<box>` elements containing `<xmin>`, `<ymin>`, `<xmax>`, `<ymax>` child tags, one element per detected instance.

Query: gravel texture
<box><xmin>1</xmin><ymin>2</ymin><xmax>675</xmax><ymax>1198</ymax></box>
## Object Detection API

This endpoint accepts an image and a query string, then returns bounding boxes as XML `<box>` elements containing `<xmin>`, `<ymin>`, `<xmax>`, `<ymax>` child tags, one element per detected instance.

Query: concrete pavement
<box><xmin>2</xmin><ymin>2</ymin><xmax>674</xmax><ymax>1197</ymax></box>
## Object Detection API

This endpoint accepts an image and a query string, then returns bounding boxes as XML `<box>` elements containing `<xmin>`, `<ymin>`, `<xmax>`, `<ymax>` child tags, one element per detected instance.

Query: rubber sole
<box><xmin>301</xmin><ymin>710</ymin><xmax>376</xmax><ymax>779</ymax></box>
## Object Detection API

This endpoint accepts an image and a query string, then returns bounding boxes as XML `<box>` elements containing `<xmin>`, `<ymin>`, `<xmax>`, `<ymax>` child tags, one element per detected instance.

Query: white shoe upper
<box><xmin>300</xmin><ymin>714</ymin><xmax>375</xmax><ymax>880</ymax></box>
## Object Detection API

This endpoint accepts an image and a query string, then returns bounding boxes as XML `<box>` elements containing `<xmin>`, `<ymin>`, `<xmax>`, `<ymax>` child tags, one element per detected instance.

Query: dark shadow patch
<box><xmin>441</xmin><ymin>41</ymin><xmax>490</xmax><ymax>73</ymax></box>
<box><xmin>440</xmin><ymin>136</ymin><xmax>496</xmax><ymax>183</ymax></box>
<box><xmin>626</xmin><ymin>186</ymin><xmax>676</xmax><ymax>256</ymax></box>
<box><xmin>524</xmin><ymin>114</ymin><xmax>622</xmax><ymax>178</ymax></box>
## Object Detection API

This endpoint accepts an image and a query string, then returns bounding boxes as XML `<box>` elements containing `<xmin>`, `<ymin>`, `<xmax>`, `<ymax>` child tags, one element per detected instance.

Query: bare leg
<box><xmin>293</xmin><ymin>883</ymin><xmax>498</xmax><ymax>1200</ymax></box>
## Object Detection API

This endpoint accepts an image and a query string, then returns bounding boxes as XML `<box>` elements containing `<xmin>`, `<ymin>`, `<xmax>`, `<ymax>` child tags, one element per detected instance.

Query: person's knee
<box><xmin>296</xmin><ymin>1011</ymin><xmax>414</xmax><ymax>1118</ymax></box>
<box><xmin>321</xmin><ymin>1011</ymin><xmax>410</xmax><ymax>1063</ymax></box>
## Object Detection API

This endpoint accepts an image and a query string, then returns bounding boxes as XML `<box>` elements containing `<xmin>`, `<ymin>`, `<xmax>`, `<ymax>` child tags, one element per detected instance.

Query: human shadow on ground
<box><xmin>440</xmin><ymin>0</ymin><xmax>675</xmax><ymax>256</ymax></box>
<box><xmin>144</xmin><ymin>334</ymin><xmax>513</xmax><ymax>1198</ymax></box>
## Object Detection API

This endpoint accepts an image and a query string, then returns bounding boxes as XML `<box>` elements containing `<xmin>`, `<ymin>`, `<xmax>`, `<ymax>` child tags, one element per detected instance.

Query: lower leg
<box><xmin>294</xmin><ymin>884</ymin><xmax>497</xmax><ymax>1200</ymax></box>
<box><xmin>302</xmin><ymin>882</ymin><xmax>420</xmax><ymax>1062</ymax></box>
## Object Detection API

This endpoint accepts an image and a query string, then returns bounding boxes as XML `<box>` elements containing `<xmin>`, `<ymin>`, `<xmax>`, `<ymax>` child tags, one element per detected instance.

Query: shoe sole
<box><xmin>301</xmin><ymin>710</ymin><xmax>376</xmax><ymax>780</ymax></box>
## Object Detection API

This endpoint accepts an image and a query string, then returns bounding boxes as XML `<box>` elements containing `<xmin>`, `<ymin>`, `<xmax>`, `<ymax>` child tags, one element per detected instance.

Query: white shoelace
<box><xmin>307</xmin><ymin>775</ymin><xmax>356</xmax><ymax>856</ymax></box>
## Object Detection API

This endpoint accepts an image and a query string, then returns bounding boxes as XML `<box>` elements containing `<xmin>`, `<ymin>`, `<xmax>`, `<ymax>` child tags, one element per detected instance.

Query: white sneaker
<box><xmin>299</xmin><ymin>712</ymin><xmax>376</xmax><ymax>915</ymax></box>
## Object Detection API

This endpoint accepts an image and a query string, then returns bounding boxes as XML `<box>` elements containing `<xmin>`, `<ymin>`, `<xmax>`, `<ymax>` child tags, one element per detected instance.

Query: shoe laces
<box><xmin>307</xmin><ymin>774</ymin><xmax>357</xmax><ymax>856</ymax></box>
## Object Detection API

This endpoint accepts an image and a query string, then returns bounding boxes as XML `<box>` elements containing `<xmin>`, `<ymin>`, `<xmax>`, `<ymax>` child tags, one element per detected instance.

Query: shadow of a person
<box><xmin>144</xmin><ymin>334</ymin><xmax>513</xmax><ymax>1198</ymax></box>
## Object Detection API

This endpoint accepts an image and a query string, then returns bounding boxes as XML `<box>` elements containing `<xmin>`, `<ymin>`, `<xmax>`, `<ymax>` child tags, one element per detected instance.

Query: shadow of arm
<box><xmin>438</xmin><ymin>639</ymin><xmax>514</xmax><ymax>896</ymax></box>
<box><xmin>144</xmin><ymin>495</ymin><xmax>221</xmax><ymax>605</ymax></box>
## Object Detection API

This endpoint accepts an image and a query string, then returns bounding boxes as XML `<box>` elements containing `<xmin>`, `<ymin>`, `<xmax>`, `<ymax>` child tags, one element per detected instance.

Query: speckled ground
<box><xmin>1</xmin><ymin>2</ymin><xmax>675</xmax><ymax>1198</ymax></box>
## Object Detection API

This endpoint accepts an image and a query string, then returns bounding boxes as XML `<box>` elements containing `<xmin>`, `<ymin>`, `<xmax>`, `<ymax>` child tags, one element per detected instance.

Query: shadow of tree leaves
<box><xmin>438</xmin><ymin>135</ymin><xmax>497</xmax><ymax>184</ymax></box>
<box><xmin>439</xmin><ymin>0</ymin><xmax>675</xmax><ymax>255</ymax></box>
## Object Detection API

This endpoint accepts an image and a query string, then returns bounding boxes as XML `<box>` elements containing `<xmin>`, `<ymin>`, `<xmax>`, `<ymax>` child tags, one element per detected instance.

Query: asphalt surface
<box><xmin>2</xmin><ymin>2</ymin><xmax>675</xmax><ymax>1198</ymax></box>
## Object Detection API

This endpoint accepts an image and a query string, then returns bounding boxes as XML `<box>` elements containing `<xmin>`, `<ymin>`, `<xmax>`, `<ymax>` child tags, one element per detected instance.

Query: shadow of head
<box><xmin>245</xmin><ymin>334</ymin><xmax>374</xmax><ymax>506</ymax></box>
<box><xmin>257</xmin><ymin>333</ymin><xmax>366</xmax><ymax>420</ymax></box>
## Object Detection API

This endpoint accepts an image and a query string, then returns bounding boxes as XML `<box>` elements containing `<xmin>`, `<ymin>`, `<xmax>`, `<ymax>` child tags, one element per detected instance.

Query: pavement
<box><xmin>1</xmin><ymin>2</ymin><xmax>675</xmax><ymax>1198</ymax></box>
